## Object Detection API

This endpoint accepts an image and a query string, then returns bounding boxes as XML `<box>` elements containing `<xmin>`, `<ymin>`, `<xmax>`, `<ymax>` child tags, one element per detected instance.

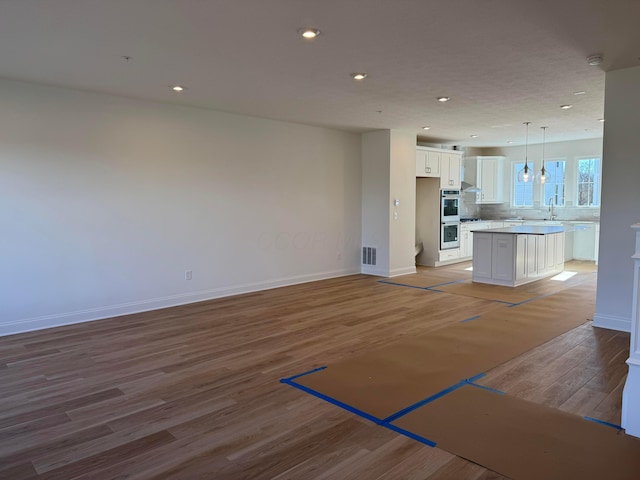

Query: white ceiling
<box><xmin>0</xmin><ymin>0</ymin><xmax>638</xmax><ymax>147</ymax></box>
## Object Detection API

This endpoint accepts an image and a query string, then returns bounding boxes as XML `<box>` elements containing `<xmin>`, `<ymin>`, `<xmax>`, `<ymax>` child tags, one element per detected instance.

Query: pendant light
<box><xmin>535</xmin><ymin>126</ymin><xmax>553</xmax><ymax>185</ymax></box>
<box><xmin>517</xmin><ymin>122</ymin><xmax>535</xmax><ymax>183</ymax></box>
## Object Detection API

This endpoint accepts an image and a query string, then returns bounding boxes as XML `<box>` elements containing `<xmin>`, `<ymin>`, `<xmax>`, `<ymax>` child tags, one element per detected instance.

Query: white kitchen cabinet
<box><xmin>439</xmin><ymin>248</ymin><xmax>460</xmax><ymax>262</ymax></box>
<box><xmin>472</xmin><ymin>233</ymin><xmax>493</xmax><ymax>278</ymax></box>
<box><xmin>440</xmin><ymin>153</ymin><xmax>461</xmax><ymax>189</ymax></box>
<box><xmin>573</xmin><ymin>223</ymin><xmax>597</xmax><ymax>261</ymax></box>
<box><xmin>464</xmin><ymin>156</ymin><xmax>505</xmax><ymax>204</ymax></box>
<box><xmin>416</xmin><ymin>148</ymin><xmax>440</xmax><ymax>177</ymax></box>
<box><xmin>460</xmin><ymin>224</ymin><xmax>472</xmax><ymax>258</ymax></box>
<box><xmin>472</xmin><ymin>228</ymin><xmax>564</xmax><ymax>287</ymax></box>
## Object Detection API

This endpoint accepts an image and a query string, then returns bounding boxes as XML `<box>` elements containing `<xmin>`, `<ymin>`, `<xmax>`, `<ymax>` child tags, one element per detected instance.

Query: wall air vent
<box><xmin>362</xmin><ymin>247</ymin><xmax>377</xmax><ymax>266</ymax></box>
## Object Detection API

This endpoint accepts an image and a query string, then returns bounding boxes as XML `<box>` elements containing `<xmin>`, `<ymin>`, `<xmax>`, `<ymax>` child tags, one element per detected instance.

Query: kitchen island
<box><xmin>472</xmin><ymin>225</ymin><xmax>565</xmax><ymax>287</ymax></box>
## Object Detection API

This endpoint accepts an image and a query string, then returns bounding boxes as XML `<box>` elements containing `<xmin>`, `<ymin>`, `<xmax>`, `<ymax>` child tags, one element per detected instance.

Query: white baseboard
<box><xmin>389</xmin><ymin>266</ymin><xmax>417</xmax><ymax>277</ymax></box>
<box><xmin>361</xmin><ymin>265</ymin><xmax>388</xmax><ymax>277</ymax></box>
<box><xmin>0</xmin><ymin>268</ymin><xmax>361</xmax><ymax>337</ymax></box>
<box><xmin>592</xmin><ymin>313</ymin><xmax>631</xmax><ymax>332</ymax></box>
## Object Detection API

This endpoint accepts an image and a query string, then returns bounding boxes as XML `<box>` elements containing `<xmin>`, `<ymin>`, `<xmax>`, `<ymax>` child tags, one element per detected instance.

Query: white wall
<box><xmin>361</xmin><ymin>130</ymin><xmax>417</xmax><ymax>277</ymax></box>
<box><xmin>361</xmin><ymin>131</ymin><xmax>391</xmax><ymax>276</ymax></box>
<box><xmin>0</xmin><ymin>79</ymin><xmax>362</xmax><ymax>335</ymax></box>
<box><xmin>389</xmin><ymin>130</ymin><xmax>417</xmax><ymax>276</ymax></box>
<box><xmin>594</xmin><ymin>65</ymin><xmax>640</xmax><ymax>332</ymax></box>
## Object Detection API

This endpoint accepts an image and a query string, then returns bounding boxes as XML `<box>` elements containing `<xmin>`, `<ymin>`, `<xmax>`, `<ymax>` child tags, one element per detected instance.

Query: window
<box><xmin>542</xmin><ymin>160</ymin><xmax>566</xmax><ymax>206</ymax></box>
<box><xmin>577</xmin><ymin>158</ymin><xmax>601</xmax><ymax>206</ymax></box>
<box><xmin>512</xmin><ymin>162</ymin><xmax>533</xmax><ymax>207</ymax></box>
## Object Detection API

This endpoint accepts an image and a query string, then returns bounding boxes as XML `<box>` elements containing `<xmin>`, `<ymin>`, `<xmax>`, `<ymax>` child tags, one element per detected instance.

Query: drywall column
<box><xmin>594</xmin><ymin>65</ymin><xmax>640</xmax><ymax>332</ymax></box>
<box><xmin>622</xmin><ymin>224</ymin><xmax>640</xmax><ymax>437</ymax></box>
<box><xmin>361</xmin><ymin>130</ymin><xmax>416</xmax><ymax>277</ymax></box>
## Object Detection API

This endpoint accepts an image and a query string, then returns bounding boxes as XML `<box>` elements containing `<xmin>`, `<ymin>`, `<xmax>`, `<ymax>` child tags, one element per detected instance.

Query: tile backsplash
<box><xmin>478</xmin><ymin>202</ymin><xmax>600</xmax><ymax>221</ymax></box>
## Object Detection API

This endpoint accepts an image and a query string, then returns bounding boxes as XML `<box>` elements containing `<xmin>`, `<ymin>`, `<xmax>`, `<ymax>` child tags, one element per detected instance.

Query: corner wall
<box><xmin>0</xmin><ymin>79</ymin><xmax>362</xmax><ymax>335</ymax></box>
<box><xmin>594</xmin><ymin>65</ymin><xmax>640</xmax><ymax>332</ymax></box>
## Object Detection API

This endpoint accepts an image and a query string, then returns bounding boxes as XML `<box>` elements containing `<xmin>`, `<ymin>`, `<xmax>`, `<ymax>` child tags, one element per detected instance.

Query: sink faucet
<box><xmin>548</xmin><ymin>197</ymin><xmax>557</xmax><ymax>220</ymax></box>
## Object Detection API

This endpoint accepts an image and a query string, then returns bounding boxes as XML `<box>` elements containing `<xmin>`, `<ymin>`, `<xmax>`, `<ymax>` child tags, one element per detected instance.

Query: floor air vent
<box><xmin>362</xmin><ymin>247</ymin><xmax>377</xmax><ymax>265</ymax></box>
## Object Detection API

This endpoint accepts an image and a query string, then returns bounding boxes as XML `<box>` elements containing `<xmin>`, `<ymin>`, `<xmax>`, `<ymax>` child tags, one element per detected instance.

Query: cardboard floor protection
<box><xmin>392</xmin><ymin>385</ymin><xmax>640</xmax><ymax>480</ymax></box>
<box><xmin>294</xmin><ymin>285</ymin><xmax>595</xmax><ymax>419</ymax></box>
<box><xmin>432</xmin><ymin>280</ymin><xmax>543</xmax><ymax>304</ymax></box>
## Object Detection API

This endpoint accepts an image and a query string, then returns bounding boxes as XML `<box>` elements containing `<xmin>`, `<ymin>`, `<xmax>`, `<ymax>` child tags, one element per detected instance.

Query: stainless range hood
<box><xmin>461</xmin><ymin>181</ymin><xmax>482</xmax><ymax>193</ymax></box>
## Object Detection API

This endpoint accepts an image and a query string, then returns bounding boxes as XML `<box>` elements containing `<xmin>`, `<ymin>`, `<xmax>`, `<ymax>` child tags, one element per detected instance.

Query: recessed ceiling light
<box><xmin>587</xmin><ymin>54</ymin><xmax>603</xmax><ymax>66</ymax></box>
<box><xmin>598</xmin><ymin>118</ymin><xmax>605</xmax><ymax>122</ymax></box>
<box><xmin>351</xmin><ymin>73</ymin><xmax>367</xmax><ymax>80</ymax></box>
<box><xmin>560</xmin><ymin>104</ymin><xmax>573</xmax><ymax>109</ymax></box>
<box><xmin>437</xmin><ymin>96</ymin><xmax>450</xmax><ymax>102</ymax></box>
<box><xmin>507</xmin><ymin>141</ymin><xmax>514</xmax><ymax>144</ymax></box>
<box><xmin>573</xmin><ymin>91</ymin><xmax>586</xmax><ymax>95</ymax></box>
<box><xmin>171</xmin><ymin>85</ymin><xmax>186</xmax><ymax>92</ymax></box>
<box><xmin>470</xmin><ymin>134</ymin><xmax>478</xmax><ymax>138</ymax></box>
<box><xmin>422</xmin><ymin>126</ymin><xmax>431</xmax><ymax>130</ymax></box>
<box><xmin>297</xmin><ymin>27</ymin><xmax>321</xmax><ymax>39</ymax></box>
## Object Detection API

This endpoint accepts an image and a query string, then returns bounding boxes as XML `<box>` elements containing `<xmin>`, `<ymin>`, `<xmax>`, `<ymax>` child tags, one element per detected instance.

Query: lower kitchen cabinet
<box><xmin>472</xmin><ymin>231</ymin><xmax>565</xmax><ymax>287</ymax></box>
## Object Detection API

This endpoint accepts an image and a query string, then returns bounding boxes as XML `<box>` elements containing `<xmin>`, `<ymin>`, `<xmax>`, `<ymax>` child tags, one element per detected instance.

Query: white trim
<box><xmin>389</xmin><ymin>266</ymin><xmax>417</xmax><ymax>277</ymax></box>
<box><xmin>592</xmin><ymin>313</ymin><xmax>631</xmax><ymax>332</ymax></box>
<box><xmin>0</xmin><ymin>268</ymin><xmax>361</xmax><ymax>337</ymax></box>
<box><xmin>361</xmin><ymin>265</ymin><xmax>388</xmax><ymax>277</ymax></box>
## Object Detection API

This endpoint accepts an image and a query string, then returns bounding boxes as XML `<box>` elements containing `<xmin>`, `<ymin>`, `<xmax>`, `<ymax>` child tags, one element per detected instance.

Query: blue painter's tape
<box><xmin>584</xmin><ymin>416</ymin><xmax>623</xmax><ymax>430</ymax></box>
<box><xmin>384</xmin><ymin>422</ymin><xmax>437</xmax><ymax>447</ymax></box>
<box><xmin>281</xmin><ymin>378</ymin><xmax>383</xmax><ymax>425</ymax></box>
<box><xmin>461</xmin><ymin>315</ymin><xmax>481</xmax><ymax>323</ymax></box>
<box><xmin>280</xmin><ymin>366</ymin><xmax>327</xmax><ymax>382</ymax></box>
<box><xmin>509</xmin><ymin>294</ymin><xmax>548</xmax><ymax>307</ymax></box>
<box><xmin>466</xmin><ymin>372</ymin><xmax>486</xmax><ymax>383</ymax></box>
<box><xmin>465</xmin><ymin>381</ymin><xmax>505</xmax><ymax>395</ymax></box>
<box><xmin>430</xmin><ymin>279</ymin><xmax>467</xmax><ymax>288</ymax></box>
<box><xmin>494</xmin><ymin>300</ymin><xmax>517</xmax><ymax>306</ymax></box>
<box><xmin>377</xmin><ymin>280</ymin><xmax>429</xmax><ymax>290</ymax></box>
<box><xmin>382</xmin><ymin>380</ymin><xmax>467</xmax><ymax>424</ymax></box>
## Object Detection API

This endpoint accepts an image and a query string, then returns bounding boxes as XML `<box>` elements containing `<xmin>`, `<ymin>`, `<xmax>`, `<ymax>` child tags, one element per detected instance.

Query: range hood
<box><xmin>461</xmin><ymin>181</ymin><xmax>482</xmax><ymax>193</ymax></box>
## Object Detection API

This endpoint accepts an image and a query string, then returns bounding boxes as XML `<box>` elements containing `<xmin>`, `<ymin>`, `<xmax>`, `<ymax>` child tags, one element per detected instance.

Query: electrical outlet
<box><xmin>185</xmin><ymin>270</ymin><xmax>192</xmax><ymax>280</ymax></box>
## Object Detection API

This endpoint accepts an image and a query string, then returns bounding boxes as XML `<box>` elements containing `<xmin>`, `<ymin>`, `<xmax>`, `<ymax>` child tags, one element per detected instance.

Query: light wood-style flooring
<box><xmin>0</xmin><ymin>260</ymin><xmax>629</xmax><ymax>479</ymax></box>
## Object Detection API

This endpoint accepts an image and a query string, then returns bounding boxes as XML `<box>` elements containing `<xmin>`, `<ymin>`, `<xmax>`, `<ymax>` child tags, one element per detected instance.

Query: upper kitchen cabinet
<box><xmin>440</xmin><ymin>153</ymin><xmax>461</xmax><ymax>189</ymax></box>
<box><xmin>464</xmin><ymin>156</ymin><xmax>505</xmax><ymax>204</ymax></box>
<box><xmin>415</xmin><ymin>147</ymin><xmax>440</xmax><ymax>177</ymax></box>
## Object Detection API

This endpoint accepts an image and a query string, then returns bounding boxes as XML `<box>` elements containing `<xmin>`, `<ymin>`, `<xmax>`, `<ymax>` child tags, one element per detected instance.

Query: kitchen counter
<box><xmin>472</xmin><ymin>227</ymin><xmax>565</xmax><ymax>287</ymax></box>
<box><xmin>475</xmin><ymin>225</ymin><xmax>564</xmax><ymax>235</ymax></box>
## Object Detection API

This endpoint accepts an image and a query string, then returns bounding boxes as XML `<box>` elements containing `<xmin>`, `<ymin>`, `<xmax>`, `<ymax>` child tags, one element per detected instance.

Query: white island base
<box><xmin>472</xmin><ymin>226</ymin><xmax>565</xmax><ymax>287</ymax></box>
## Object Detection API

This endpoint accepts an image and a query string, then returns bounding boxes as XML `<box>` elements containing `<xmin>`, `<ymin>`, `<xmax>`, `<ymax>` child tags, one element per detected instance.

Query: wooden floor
<box><xmin>0</xmin><ymin>260</ymin><xmax>629</xmax><ymax>479</ymax></box>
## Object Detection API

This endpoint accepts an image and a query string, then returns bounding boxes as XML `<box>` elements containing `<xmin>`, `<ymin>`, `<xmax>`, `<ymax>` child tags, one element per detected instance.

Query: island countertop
<box><xmin>473</xmin><ymin>225</ymin><xmax>564</xmax><ymax>235</ymax></box>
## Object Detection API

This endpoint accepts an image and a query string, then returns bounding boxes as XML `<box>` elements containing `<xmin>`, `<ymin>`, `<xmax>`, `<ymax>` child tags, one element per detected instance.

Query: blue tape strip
<box><xmin>280</xmin><ymin>366</ymin><xmax>327</xmax><ymax>382</ymax></box>
<box><xmin>382</xmin><ymin>381</ymin><xmax>467</xmax><ymax>424</ymax></box>
<box><xmin>384</xmin><ymin>423</ymin><xmax>437</xmax><ymax>447</ymax></box>
<box><xmin>584</xmin><ymin>416</ymin><xmax>623</xmax><ymax>430</ymax></box>
<box><xmin>466</xmin><ymin>372</ymin><xmax>486</xmax><ymax>383</ymax></box>
<box><xmin>281</xmin><ymin>378</ymin><xmax>383</xmax><ymax>425</ymax></box>
<box><xmin>461</xmin><ymin>315</ymin><xmax>481</xmax><ymax>323</ymax></box>
<box><xmin>377</xmin><ymin>280</ymin><xmax>429</xmax><ymax>290</ymax></box>
<box><xmin>465</xmin><ymin>381</ymin><xmax>505</xmax><ymax>395</ymax></box>
<box><xmin>509</xmin><ymin>294</ymin><xmax>548</xmax><ymax>307</ymax></box>
<box><xmin>494</xmin><ymin>299</ymin><xmax>517</xmax><ymax>306</ymax></box>
<box><xmin>427</xmin><ymin>279</ymin><xmax>466</xmax><ymax>288</ymax></box>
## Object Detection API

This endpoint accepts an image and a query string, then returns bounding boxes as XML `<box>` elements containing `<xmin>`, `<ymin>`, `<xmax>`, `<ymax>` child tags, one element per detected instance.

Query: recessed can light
<box><xmin>587</xmin><ymin>55</ymin><xmax>603</xmax><ymax>66</ymax></box>
<box><xmin>171</xmin><ymin>85</ymin><xmax>186</xmax><ymax>92</ymax></box>
<box><xmin>507</xmin><ymin>141</ymin><xmax>514</xmax><ymax>144</ymax></box>
<box><xmin>351</xmin><ymin>73</ymin><xmax>367</xmax><ymax>80</ymax></box>
<box><xmin>437</xmin><ymin>96</ymin><xmax>450</xmax><ymax>102</ymax></box>
<box><xmin>598</xmin><ymin>118</ymin><xmax>605</xmax><ymax>122</ymax></box>
<box><xmin>297</xmin><ymin>27</ymin><xmax>321</xmax><ymax>39</ymax></box>
<box><xmin>560</xmin><ymin>104</ymin><xmax>573</xmax><ymax>109</ymax></box>
<box><xmin>573</xmin><ymin>91</ymin><xmax>586</xmax><ymax>95</ymax></box>
<box><xmin>470</xmin><ymin>134</ymin><xmax>478</xmax><ymax>138</ymax></box>
<box><xmin>422</xmin><ymin>126</ymin><xmax>431</xmax><ymax>130</ymax></box>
